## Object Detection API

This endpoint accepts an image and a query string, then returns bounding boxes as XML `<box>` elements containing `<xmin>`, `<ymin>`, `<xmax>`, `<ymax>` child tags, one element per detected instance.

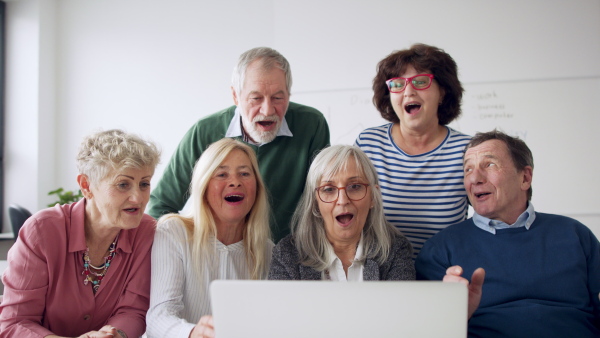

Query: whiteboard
<box><xmin>293</xmin><ymin>76</ymin><xmax>600</xmax><ymax>233</ymax></box>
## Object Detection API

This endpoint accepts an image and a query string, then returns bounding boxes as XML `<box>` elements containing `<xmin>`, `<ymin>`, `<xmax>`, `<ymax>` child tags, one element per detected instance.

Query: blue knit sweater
<box><xmin>416</xmin><ymin>212</ymin><xmax>600</xmax><ymax>337</ymax></box>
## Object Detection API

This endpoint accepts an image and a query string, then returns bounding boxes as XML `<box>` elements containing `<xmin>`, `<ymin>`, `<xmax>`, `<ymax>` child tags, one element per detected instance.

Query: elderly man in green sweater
<box><xmin>148</xmin><ymin>47</ymin><xmax>330</xmax><ymax>242</ymax></box>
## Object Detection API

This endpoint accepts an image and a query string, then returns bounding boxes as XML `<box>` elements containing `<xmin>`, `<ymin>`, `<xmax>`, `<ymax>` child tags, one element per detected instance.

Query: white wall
<box><xmin>4</xmin><ymin>0</ymin><xmax>600</xmax><ymax>235</ymax></box>
<box><xmin>4</xmin><ymin>0</ymin><xmax>57</xmax><ymax>232</ymax></box>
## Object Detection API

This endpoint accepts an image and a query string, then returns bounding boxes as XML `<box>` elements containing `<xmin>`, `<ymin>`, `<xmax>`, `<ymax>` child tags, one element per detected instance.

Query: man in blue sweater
<box><xmin>416</xmin><ymin>130</ymin><xmax>600</xmax><ymax>337</ymax></box>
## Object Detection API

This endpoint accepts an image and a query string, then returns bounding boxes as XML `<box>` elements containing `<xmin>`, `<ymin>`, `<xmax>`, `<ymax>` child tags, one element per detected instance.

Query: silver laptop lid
<box><xmin>210</xmin><ymin>280</ymin><xmax>467</xmax><ymax>338</ymax></box>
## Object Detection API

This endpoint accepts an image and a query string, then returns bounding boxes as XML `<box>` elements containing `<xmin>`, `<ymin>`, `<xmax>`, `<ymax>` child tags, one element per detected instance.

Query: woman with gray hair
<box><xmin>146</xmin><ymin>138</ymin><xmax>273</xmax><ymax>338</ymax></box>
<box><xmin>269</xmin><ymin>145</ymin><xmax>414</xmax><ymax>281</ymax></box>
<box><xmin>0</xmin><ymin>129</ymin><xmax>160</xmax><ymax>338</ymax></box>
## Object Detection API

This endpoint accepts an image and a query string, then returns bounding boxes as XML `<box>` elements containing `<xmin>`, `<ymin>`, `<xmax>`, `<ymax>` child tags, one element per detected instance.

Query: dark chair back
<box><xmin>8</xmin><ymin>204</ymin><xmax>32</xmax><ymax>240</ymax></box>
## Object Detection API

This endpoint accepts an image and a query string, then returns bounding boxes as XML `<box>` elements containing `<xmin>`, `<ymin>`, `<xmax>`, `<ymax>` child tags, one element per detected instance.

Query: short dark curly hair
<box><xmin>372</xmin><ymin>43</ymin><xmax>463</xmax><ymax>125</ymax></box>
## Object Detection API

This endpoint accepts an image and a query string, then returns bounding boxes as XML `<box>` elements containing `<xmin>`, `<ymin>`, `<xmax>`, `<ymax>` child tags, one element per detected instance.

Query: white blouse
<box><xmin>146</xmin><ymin>218</ymin><xmax>273</xmax><ymax>337</ymax></box>
<box><xmin>322</xmin><ymin>235</ymin><xmax>365</xmax><ymax>281</ymax></box>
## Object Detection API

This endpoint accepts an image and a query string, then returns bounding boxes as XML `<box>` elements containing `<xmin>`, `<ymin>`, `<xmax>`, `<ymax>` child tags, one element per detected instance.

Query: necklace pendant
<box><xmin>81</xmin><ymin>234</ymin><xmax>119</xmax><ymax>290</ymax></box>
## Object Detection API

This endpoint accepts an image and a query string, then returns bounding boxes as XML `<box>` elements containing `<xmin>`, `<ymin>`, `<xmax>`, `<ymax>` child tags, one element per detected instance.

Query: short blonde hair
<box><xmin>160</xmin><ymin>138</ymin><xmax>271</xmax><ymax>279</ymax></box>
<box><xmin>77</xmin><ymin>129</ymin><xmax>161</xmax><ymax>184</ymax></box>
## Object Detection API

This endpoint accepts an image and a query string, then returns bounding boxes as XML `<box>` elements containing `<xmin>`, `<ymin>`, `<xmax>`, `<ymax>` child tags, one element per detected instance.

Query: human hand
<box><xmin>190</xmin><ymin>315</ymin><xmax>215</xmax><ymax>338</ymax></box>
<box><xmin>443</xmin><ymin>265</ymin><xmax>485</xmax><ymax>319</ymax></box>
<box><xmin>76</xmin><ymin>325</ymin><xmax>122</xmax><ymax>338</ymax></box>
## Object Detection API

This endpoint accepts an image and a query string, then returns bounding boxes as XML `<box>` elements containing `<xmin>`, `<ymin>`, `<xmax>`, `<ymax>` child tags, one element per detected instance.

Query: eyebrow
<box><xmin>217</xmin><ymin>165</ymin><xmax>251</xmax><ymax>170</ymax></box>
<box><xmin>116</xmin><ymin>175</ymin><xmax>152</xmax><ymax>180</ymax></box>
<box><xmin>320</xmin><ymin>176</ymin><xmax>363</xmax><ymax>184</ymax></box>
<box><xmin>248</xmin><ymin>90</ymin><xmax>287</xmax><ymax>96</ymax></box>
<box><xmin>464</xmin><ymin>154</ymin><xmax>498</xmax><ymax>165</ymax></box>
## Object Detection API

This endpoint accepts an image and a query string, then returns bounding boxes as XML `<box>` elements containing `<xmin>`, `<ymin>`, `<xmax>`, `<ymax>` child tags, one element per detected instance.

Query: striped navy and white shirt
<box><xmin>355</xmin><ymin>124</ymin><xmax>471</xmax><ymax>257</ymax></box>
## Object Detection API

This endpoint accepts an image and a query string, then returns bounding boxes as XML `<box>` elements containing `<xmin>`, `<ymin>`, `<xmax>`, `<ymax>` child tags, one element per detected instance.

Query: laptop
<box><xmin>210</xmin><ymin>280</ymin><xmax>467</xmax><ymax>337</ymax></box>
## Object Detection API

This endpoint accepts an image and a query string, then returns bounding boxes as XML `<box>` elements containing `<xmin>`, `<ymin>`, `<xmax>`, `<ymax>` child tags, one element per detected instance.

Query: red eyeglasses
<box><xmin>386</xmin><ymin>74</ymin><xmax>435</xmax><ymax>93</ymax></box>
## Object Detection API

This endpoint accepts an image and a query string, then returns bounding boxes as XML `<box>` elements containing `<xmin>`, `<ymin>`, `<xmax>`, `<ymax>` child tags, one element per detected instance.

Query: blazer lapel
<box><xmin>363</xmin><ymin>259</ymin><xmax>380</xmax><ymax>280</ymax></box>
<box><xmin>299</xmin><ymin>264</ymin><xmax>322</xmax><ymax>280</ymax></box>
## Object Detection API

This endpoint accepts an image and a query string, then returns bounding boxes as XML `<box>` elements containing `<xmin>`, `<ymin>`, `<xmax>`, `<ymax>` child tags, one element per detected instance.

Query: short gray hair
<box><xmin>77</xmin><ymin>129</ymin><xmax>161</xmax><ymax>184</ymax></box>
<box><xmin>291</xmin><ymin>145</ymin><xmax>399</xmax><ymax>271</ymax></box>
<box><xmin>231</xmin><ymin>47</ymin><xmax>292</xmax><ymax>95</ymax></box>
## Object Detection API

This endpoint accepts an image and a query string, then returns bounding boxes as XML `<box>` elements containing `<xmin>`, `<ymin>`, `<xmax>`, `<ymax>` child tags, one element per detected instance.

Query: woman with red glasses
<box><xmin>269</xmin><ymin>145</ymin><xmax>414</xmax><ymax>281</ymax></box>
<box><xmin>355</xmin><ymin>43</ymin><xmax>471</xmax><ymax>258</ymax></box>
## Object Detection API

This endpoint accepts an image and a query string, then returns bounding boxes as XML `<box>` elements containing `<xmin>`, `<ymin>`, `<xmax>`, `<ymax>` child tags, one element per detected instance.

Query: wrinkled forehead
<box><xmin>464</xmin><ymin>139</ymin><xmax>511</xmax><ymax>163</ymax></box>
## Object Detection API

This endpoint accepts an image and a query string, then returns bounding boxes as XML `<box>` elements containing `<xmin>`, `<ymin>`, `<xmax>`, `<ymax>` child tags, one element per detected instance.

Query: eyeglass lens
<box><xmin>388</xmin><ymin>75</ymin><xmax>432</xmax><ymax>93</ymax></box>
<box><xmin>318</xmin><ymin>184</ymin><xmax>367</xmax><ymax>202</ymax></box>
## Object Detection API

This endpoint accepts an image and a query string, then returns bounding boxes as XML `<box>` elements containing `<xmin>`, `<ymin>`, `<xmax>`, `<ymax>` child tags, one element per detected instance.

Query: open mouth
<box><xmin>124</xmin><ymin>207</ymin><xmax>139</xmax><ymax>213</ymax></box>
<box><xmin>224</xmin><ymin>194</ymin><xmax>244</xmax><ymax>202</ymax></box>
<box><xmin>404</xmin><ymin>103</ymin><xmax>421</xmax><ymax>114</ymax></box>
<box><xmin>257</xmin><ymin>121</ymin><xmax>275</xmax><ymax>127</ymax></box>
<box><xmin>474</xmin><ymin>192</ymin><xmax>491</xmax><ymax>199</ymax></box>
<box><xmin>336</xmin><ymin>213</ymin><xmax>354</xmax><ymax>225</ymax></box>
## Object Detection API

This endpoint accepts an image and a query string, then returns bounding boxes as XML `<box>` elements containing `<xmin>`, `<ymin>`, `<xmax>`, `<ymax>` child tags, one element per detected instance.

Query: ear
<box><xmin>438</xmin><ymin>87</ymin><xmax>445</xmax><ymax>105</ymax></box>
<box><xmin>371</xmin><ymin>184</ymin><xmax>380</xmax><ymax>208</ymax></box>
<box><xmin>231</xmin><ymin>86</ymin><xmax>239</xmax><ymax>106</ymax></box>
<box><xmin>77</xmin><ymin>174</ymin><xmax>92</xmax><ymax>199</ymax></box>
<box><xmin>520</xmin><ymin>166</ymin><xmax>533</xmax><ymax>191</ymax></box>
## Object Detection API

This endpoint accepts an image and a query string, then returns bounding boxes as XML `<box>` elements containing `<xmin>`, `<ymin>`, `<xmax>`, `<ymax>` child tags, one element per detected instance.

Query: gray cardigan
<box><xmin>268</xmin><ymin>233</ymin><xmax>415</xmax><ymax>280</ymax></box>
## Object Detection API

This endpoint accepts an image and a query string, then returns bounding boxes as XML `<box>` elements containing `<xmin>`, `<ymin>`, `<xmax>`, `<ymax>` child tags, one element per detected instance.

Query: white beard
<box><xmin>242</xmin><ymin>115</ymin><xmax>281</xmax><ymax>144</ymax></box>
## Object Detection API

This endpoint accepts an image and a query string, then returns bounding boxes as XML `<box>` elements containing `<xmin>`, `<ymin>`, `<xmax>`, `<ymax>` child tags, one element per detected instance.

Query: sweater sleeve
<box><xmin>307</xmin><ymin>111</ymin><xmax>330</xmax><ymax>165</ymax></box>
<box><xmin>580</xmin><ymin>224</ymin><xmax>600</xmax><ymax>328</ymax></box>
<box><xmin>148</xmin><ymin>124</ymin><xmax>204</xmax><ymax>219</ymax></box>
<box><xmin>415</xmin><ymin>233</ymin><xmax>451</xmax><ymax>281</ymax></box>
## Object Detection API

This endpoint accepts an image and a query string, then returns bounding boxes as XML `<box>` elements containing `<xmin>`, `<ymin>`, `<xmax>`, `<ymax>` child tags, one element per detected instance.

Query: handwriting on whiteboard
<box><xmin>457</xmin><ymin>87</ymin><xmax>527</xmax><ymax>140</ymax></box>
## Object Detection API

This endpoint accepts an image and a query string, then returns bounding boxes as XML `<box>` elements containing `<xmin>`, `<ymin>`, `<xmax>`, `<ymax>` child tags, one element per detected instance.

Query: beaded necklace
<box><xmin>82</xmin><ymin>236</ymin><xmax>118</xmax><ymax>293</ymax></box>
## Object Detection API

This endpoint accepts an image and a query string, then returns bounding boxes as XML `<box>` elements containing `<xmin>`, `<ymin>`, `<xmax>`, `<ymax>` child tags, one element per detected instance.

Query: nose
<box><xmin>404</xmin><ymin>84</ymin><xmax>417</xmax><ymax>97</ymax></box>
<box><xmin>228</xmin><ymin>176</ymin><xmax>242</xmax><ymax>187</ymax></box>
<box><xmin>129</xmin><ymin>188</ymin><xmax>142</xmax><ymax>203</ymax></box>
<box><xmin>335</xmin><ymin>187</ymin><xmax>350</xmax><ymax>205</ymax></box>
<box><xmin>260</xmin><ymin>99</ymin><xmax>274</xmax><ymax>116</ymax></box>
<box><xmin>467</xmin><ymin>167</ymin><xmax>485</xmax><ymax>185</ymax></box>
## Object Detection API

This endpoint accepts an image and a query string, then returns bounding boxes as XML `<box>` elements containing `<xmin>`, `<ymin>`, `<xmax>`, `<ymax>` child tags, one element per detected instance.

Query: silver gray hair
<box><xmin>291</xmin><ymin>145</ymin><xmax>398</xmax><ymax>271</ymax></box>
<box><xmin>231</xmin><ymin>47</ymin><xmax>292</xmax><ymax>95</ymax></box>
<box><xmin>76</xmin><ymin>129</ymin><xmax>161</xmax><ymax>184</ymax></box>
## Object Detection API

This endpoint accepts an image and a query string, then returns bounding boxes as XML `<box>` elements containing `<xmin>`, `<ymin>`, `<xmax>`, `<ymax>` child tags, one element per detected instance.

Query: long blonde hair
<box><xmin>160</xmin><ymin>138</ymin><xmax>271</xmax><ymax>279</ymax></box>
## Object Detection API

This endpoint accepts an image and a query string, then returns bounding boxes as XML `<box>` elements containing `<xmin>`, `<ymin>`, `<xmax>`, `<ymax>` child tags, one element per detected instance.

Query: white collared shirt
<box><xmin>322</xmin><ymin>235</ymin><xmax>365</xmax><ymax>281</ymax></box>
<box><xmin>225</xmin><ymin>107</ymin><xmax>293</xmax><ymax>146</ymax></box>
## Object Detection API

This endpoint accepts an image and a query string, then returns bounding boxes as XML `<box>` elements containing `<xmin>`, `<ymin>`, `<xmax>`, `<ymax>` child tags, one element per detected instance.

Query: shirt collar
<box><xmin>473</xmin><ymin>202</ymin><xmax>536</xmax><ymax>234</ymax></box>
<box><xmin>225</xmin><ymin>106</ymin><xmax>293</xmax><ymax>146</ymax></box>
<box><xmin>69</xmin><ymin>199</ymin><xmax>133</xmax><ymax>253</ymax></box>
<box><xmin>325</xmin><ymin>233</ymin><xmax>365</xmax><ymax>266</ymax></box>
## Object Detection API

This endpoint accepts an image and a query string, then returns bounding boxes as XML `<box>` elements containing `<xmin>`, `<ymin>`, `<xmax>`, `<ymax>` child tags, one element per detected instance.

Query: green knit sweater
<box><xmin>148</xmin><ymin>102</ymin><xmax>330</xmax><ymax>242</ymax></box>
